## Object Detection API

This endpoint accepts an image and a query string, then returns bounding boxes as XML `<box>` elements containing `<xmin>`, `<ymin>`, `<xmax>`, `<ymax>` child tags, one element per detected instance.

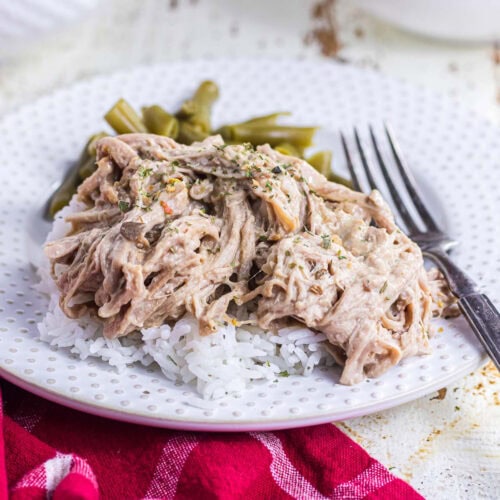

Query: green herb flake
<box><xmin>337</xmin><ymin>249</ymin><xmax>347</xmax><ymax>260</ymax></box>
<box><xmin>321</xmin><ymin>234</ymin><xmax>331</xmax><ymax>250</ymax></box>
<box><xmin>379</xmin><ymin>281</ymin><xmax>388</xmax><ymax>294</ymax></box>
<box><xmin>207</xmin><ymin>246</ymin><xmax>221</xmax><ymax>255</ymax></box>
<box><xmin>258</xmin><ymin>235</ymin><xmax>268</xmax><ymax>242</ymax></box>
<box><xmin>454</xmin><ymin>406</ymin><xmax>461</xmax><ymax>411</ymax></box>
<box><xmin>265</xmin><ymin>181</ymin><xmax>273</xmax><ymax>192</ymax></box>
<box><xmin>278</xmin><ymin>370</ymin><xmax>289</xmax><ymax>377</ymax></box>
<box><xmin>138</xmin><ymin>166</ymin><xmax>153</xmax><ymax>178</ymax></box>
<box><xmin>285</xmin><ymin>250</ymin><xmax>292</xmax><ymax>257</ymax></box>
<box><xmin>118</xmin><ymin>200</ymin><xmax>130</xmax><ymax>213</ymax></box>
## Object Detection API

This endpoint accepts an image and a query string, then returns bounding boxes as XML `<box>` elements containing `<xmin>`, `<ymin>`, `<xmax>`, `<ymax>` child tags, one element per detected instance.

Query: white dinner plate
<box><xmin>0</xmin><ymin>59</ymin><xmax>498</xmax><ymax>431</ymax></box>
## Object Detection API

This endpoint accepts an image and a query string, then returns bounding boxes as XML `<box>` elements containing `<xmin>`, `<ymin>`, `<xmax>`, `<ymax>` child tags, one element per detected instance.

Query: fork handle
<box><xmin>424</xmin><ymin>249</ymin><xmax>500</xmax><ymax>371</ymax></box>
<box><xmin>459</xmin><ymin>294</ymin><xmax>500</xmax><ymax>370</ymax></box>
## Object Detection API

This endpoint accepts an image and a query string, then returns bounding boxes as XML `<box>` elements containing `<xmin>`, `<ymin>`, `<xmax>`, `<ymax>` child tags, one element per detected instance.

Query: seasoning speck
<box><xmin>321</xmin><ymin>234</ymin><xmax>331</xmax><ymax>249</ymax></box>
<box><xmin>160</xmin><ymin>201</ymin><xmax>173</xmax><ymax>215</ymax></box>
<box><xmin>118</xmin><ymin>200</ymin><xmax>130</xmax><ymax>212</ymax></box>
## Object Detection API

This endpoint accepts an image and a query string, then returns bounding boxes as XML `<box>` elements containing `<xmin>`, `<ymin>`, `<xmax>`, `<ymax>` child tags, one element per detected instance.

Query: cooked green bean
<box><xmin>78</xmin><ymin>157</ymin><xmax>97</xmax><ymax>180</ymax></box>
<box><xmin>307</xmin><ymin>150</ymin><xmax>353</xmax><ymax>188</ymax></box>
<box><xmin>240</xmin><ymin>112</ymin><xmax>291</xmax><ymax>127</ymax></box>
<box><xmin>104</xmin><ymin>98</ymin><xmax>147</xmax><ymax>134</ymax></box>
<box><xmin>48</xmin><ymin>168</ymin><xmax>80</xmax><ymax>217</ymax></box>
<box><xmin>307</xmin><ymin>150</ymin><xmax>332</xmax><ymax>177</ymax></box>
<box><xmin>49</xmin><ymin>132</ymin><xmax>108</xmax><ymax>217</ymax></box>
<box><xmin>77</xmin><ymin>132</ymin><xmax>107</xmax><ymax>179</ymax></box>
<box><xmin>142</xmin><ymin>105</ymin><xmax>179</xmax><ymax>138</ymax></box>
<box><xmin>177</xmin><ymin>121</ymin><xmax>209</xmax><ymax>145</ymax></box>
<box><xmin>177</xmin><ymin>81</ymin><xmax>219</xmax><ymax>133</ymax></box>
<box><xmin>328</xmin><ymin>172</ymin><xmax>353</xmax><ymax>189</ymax></box>
<box><xmin>274</xmin><ymin>142</ymin><xmax>302</xmax><ymax>158</ymax></box>
<box><xmin>227</xmin><ymin>124</ymin><xmax>317</xmax><ymax>149</ymax></box>
<box><xmin>86</xmin><ymin>132</ymin><xmax>108</xmax><ymax>156</ymax></box>
<box><xmin>216</xmin><ymin>112</ymin><xmax>292</xmax><ymax>142</ymax></box>
<box><xmin>215</xmin><ymin>125</ymin><xmax>233</xmax><ymax>140</ymax></box>
<box><xmin>217</xmin><ymin>112</ymin><xmax>291</xmax><ymax>138</ymax></box>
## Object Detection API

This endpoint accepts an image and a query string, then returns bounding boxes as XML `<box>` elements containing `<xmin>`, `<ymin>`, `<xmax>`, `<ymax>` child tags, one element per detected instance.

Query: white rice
<box><xmin>35</xmin><ymin>199</ymin><xmax>334</xmax><ymax>399</ymax></box>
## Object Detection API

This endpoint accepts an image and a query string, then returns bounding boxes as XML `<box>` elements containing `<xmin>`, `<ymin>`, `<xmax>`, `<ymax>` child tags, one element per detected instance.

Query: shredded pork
<box><xmin>45</xmin><ymin>134</ymin><xmax>455</xmax><ymax>384</ymax></box>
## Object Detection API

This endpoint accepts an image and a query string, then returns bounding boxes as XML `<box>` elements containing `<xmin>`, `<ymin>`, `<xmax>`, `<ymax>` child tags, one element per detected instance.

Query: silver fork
<box><xmin>340</xmin><ymin>124</ymin><xmax>500</xmax><ymax>370</ymax></box>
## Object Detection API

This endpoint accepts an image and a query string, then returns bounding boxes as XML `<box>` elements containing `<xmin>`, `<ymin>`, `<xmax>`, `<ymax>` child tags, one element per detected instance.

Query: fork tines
<box><xmin>340</xmin><ymin>124</ymin><xmax>440</xmax><ymax>236</ymax></box>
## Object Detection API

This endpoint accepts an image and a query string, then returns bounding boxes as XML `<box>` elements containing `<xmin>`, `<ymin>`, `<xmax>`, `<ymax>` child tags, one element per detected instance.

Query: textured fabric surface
<box><xmin>1</xmin><ymin>380</ymin><xmax>423</xmax><ymax>499</ymax></box>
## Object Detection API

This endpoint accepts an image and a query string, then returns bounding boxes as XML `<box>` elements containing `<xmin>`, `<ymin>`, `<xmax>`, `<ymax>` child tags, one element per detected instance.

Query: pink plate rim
<box><xmin>0</xmin><ymin>355</ymin><xmax>487</xmax><ymax>432</ymax></box>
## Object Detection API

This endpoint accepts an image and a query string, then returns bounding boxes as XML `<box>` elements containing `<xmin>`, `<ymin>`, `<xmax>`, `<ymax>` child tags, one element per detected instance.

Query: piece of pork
<box><xmin>44</xmin><ymin>133</ymin><xmax>455</xmax><ymax>386</ymax></box>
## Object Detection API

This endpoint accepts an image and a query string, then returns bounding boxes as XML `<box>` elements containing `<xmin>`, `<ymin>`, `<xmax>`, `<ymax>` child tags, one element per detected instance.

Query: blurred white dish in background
<box><xmin>354</xmin><ymin>0</ymin><xmax>500</xmax><ymax>42</ymax></box>
<box><xmin>0</xmin><ymin>0</ymin><xmax>99</xmax><ymax>58</ymax></box>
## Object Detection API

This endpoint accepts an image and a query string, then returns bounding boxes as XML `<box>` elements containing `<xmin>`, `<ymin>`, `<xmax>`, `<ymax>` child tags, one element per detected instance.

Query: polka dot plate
<box><xmin>0</xmin><ymin>59</ymin><xmax>497</xmax><ymax>431</ymax></box>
